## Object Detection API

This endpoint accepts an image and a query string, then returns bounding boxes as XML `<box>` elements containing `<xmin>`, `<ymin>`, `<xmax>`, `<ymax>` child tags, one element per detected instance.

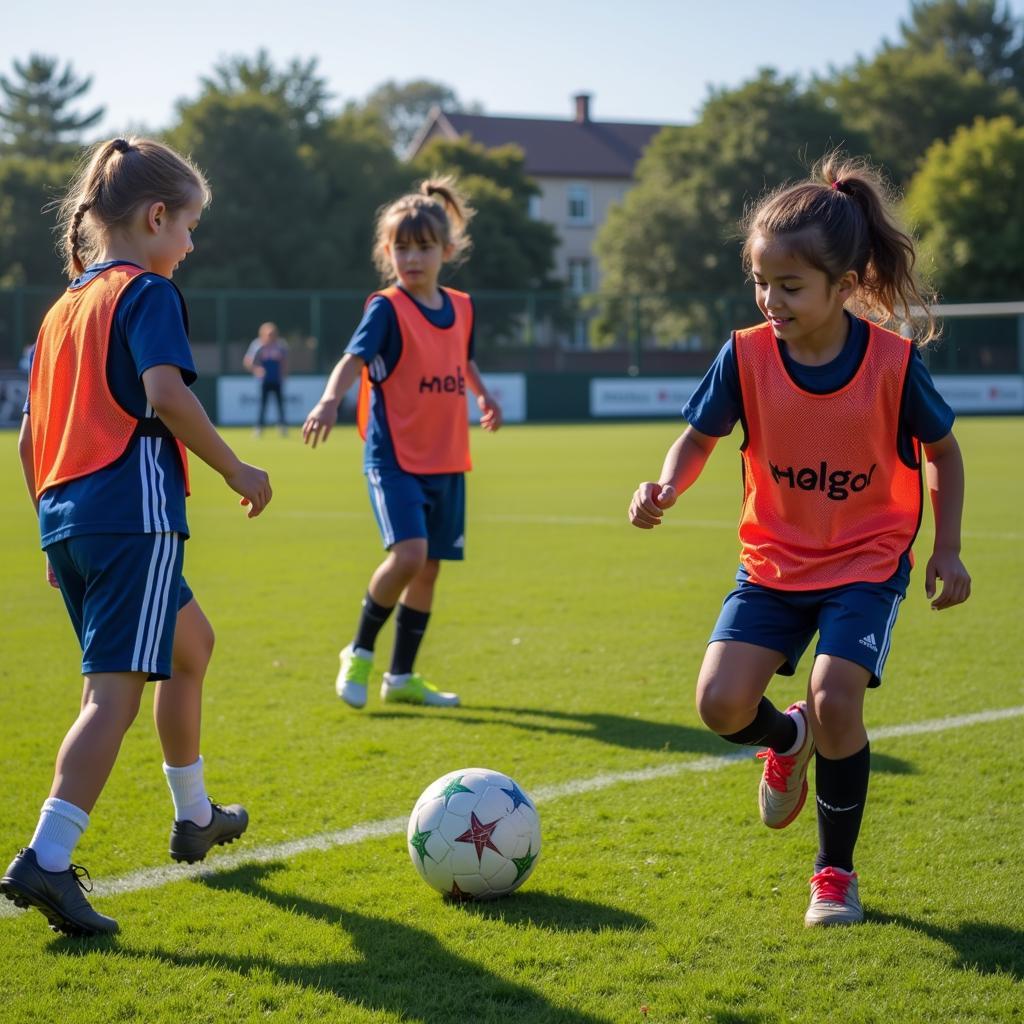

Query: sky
<box><xmin>4</xmin><ymin>0</ymin><xmax>1024</xmax><ymax>133</ymax></box>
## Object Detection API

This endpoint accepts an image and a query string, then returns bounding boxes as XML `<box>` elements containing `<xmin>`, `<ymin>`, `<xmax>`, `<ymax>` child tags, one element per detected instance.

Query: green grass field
<box><xmin>0</xmin><ymin>419</ymin><xmax>1021</xmax><ymax>1024</ymax></box>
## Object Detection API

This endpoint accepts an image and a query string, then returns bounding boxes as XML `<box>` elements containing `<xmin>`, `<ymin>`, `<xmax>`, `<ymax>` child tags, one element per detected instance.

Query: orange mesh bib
<box><xmin>735</xmin><ymin>321</ymin><xmax>922</xmax><ymax>590</ymax></box>
<box><xmin>356</xmin><ymin>286</ymin><xmax>473</xmax><ymax>474</ymax></box>
<box><xmin>30</xmin><ymin>265</ymin><xmax>190</xmax><ymax>498</ymax></box>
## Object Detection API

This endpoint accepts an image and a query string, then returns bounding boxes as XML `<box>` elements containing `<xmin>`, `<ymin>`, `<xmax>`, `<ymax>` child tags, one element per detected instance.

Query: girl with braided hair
<box><xmin>1</xmin><ymin>137</ymin><xmax>271</xmax><ymax>936</ymax></box>
<box><xmin>629</xmin><ymin>153</ymin><xmax>970</xmax><ymax>926</ymax></box>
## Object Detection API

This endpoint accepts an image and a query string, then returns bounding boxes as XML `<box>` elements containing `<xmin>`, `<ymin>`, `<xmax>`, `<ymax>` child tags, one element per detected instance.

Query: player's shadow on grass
<box><xmin>61</xmin><ymin>862</ymin><xmax>628</xmax><ymax>1023</ymax></box>
<box><xmin>871</xmin><ymin>912</ymin><xmax>1024</xmax><ymax>980</ymax></box>
<box><xmin>371</xmin><ymin>704</ymin><xmax>729</xmax><ymax>756</ymax></box>
<box><xmin>454</xmin><ymin>888</ymin><xmax>650</xmax><ymax>933</ymax></box>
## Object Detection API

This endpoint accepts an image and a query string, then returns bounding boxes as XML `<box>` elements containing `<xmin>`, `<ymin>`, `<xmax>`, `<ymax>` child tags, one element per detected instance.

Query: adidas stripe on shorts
<box><xmin>708</xmin><ymin>576</ymin><xmax>906</xmax><ymax>687</ymax></box>
<box><xmin>46</xmin><ymin>532</ymin><xmax>192</xmax><ymax>681</ymax></box>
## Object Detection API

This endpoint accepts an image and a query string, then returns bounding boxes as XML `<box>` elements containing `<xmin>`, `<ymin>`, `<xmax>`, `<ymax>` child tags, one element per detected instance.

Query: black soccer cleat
<box><xmin>169</xmin><ymin>800</ymin><xmax>249</xmax><ymax>864</ymax></box>
<box><xmin>0</xmin><ymin>847</ymin><xmax>118</xmax><ymax>937</ymax></box>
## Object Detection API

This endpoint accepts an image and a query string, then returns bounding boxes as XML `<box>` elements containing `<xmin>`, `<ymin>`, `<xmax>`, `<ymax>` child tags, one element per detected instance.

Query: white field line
<box><xmin>200</xmin><ymin>507</ymin><xmax>1020</xmax><ymax>541</ymax></box>
<box><xmin>2</xmin><ymin>704</ymin><xmax>1022</xmax><ymax>918</ymax></box>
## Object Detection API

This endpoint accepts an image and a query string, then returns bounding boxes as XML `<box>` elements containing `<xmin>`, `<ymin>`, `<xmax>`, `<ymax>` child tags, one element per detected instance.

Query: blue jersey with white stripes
<box><xmin>345</xmin><ymin>288</ymin><xmax>476</xmax><ymax>471</ymax></box>
<box><xmin>29</xmin><ymin>261</ymin><xmax>197</xmax><ymax>548</ymax></box>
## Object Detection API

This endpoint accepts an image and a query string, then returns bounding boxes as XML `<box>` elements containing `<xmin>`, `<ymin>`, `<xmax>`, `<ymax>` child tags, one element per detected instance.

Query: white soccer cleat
<box><xmin>335</xmin><ymin>645</ymin><xmax>371</xmax><ymax>709</ymax></box>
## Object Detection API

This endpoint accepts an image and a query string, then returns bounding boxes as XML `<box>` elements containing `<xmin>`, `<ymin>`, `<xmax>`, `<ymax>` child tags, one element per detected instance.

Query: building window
<box><xmin>528</xmin><ymin>194</ymin><xmax>541</xmax><ymax>220</ymax></box>
<box><xmin>567</xmin><ymin>184</ymin><xmax>591</xmax><ymax>225</ymax></box>
<box><xmin>568</xmin><ymin>257</ymin><xmax>592</xmax><ymax>294</ymax></box>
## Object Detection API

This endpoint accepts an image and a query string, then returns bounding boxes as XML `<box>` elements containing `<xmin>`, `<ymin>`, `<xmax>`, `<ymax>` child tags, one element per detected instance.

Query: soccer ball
<box><xmin>407</xmin><ymin>767</ymin><xmax>541</xmax><ymax>900</ymax></box>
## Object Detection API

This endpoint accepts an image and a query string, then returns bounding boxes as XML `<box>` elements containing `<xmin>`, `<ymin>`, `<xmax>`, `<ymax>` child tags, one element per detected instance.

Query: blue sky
<box><xmin>4</xmin><ymin>0</ymin><xmax>1023</xmax><ymax>132</ymax></box>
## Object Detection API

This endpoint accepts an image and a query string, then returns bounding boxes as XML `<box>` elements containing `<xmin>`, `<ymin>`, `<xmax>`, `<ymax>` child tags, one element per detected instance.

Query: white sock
<box><xmin>385</xmin><ymin>672</ymin><xmax>411</xmax><ymax>686</ymax></box>
<box><xmin>163</xmin><ymin>756</ymin><xmax>212</xmax><ymax>826</ymax></box>
<box><xmin>352</xmin><ymin>646</ymin><xmax>373</xmax><ymax>661</ymax></box>
<box><xmin>29</xmin><ymin>797</ymin><xmax>90</xmax><ymax>872</ymax></box>
<box><xmin>781</xmin><ymin>706</ymin><xmax>808</xmax><ymax>756</ymax></box>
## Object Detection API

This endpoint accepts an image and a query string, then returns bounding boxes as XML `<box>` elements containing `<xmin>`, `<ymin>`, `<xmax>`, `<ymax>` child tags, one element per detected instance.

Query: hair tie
<box><xmin>111</xmin><ymin>138</ymin><xmax>131</xmax><ymax>154</ymax></box>
<box><xmin>831</xmin><ymin>179</ymin><xmax>848</xmax><ymax>193</ymax></box>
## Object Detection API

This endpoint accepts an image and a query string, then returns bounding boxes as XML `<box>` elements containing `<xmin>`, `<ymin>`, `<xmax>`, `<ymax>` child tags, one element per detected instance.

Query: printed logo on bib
<box><xmin>768</xmin><ymin>460</ymin><xmax>877</xmax><ymax>501</ymax></box>
<box><xmin>419</xmin><ymin>365</ymin><xmax>466</xmax><ymax>395</ymax></box>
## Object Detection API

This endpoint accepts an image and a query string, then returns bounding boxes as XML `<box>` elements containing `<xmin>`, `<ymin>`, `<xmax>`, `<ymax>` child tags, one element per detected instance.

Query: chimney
<box><xmin>573</xmin><ymin>93</ymin><xmax>592</xmax><ymax>124</ymax></box>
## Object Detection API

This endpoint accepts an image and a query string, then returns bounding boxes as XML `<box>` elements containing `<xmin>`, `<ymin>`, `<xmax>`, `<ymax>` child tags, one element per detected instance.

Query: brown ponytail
<box><xmin>742</xmin><ymin>152</ymin><xmax>936</xmax><ymax>344</ymax></box>
<box><xmin>55</xmin><ymin>136</ymin><xmax>210</xmax><ymax>280</ymax></box>
<box><xmin>372</xmin><ymin>175</ymin><xmax>474</xmax><ymax>281</ymax></box>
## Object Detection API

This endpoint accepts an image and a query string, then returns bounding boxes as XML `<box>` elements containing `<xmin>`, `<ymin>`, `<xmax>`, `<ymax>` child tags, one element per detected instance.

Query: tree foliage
<box><xmin>365</xmin><ymin>79</ymin><xmax>478</xmax><ymax>153</ymax></box>
<box><xmin>0</xmin><ymin>55</ymin><xmax>103</xmax><ymax>159</ymax></box>
<box><xmin>906</xmin><ymin>115</ymin><xmax>1024</xmax><ymax>300</ymax></box>
<box><xmin>409</xmin><ymin>137</ymin><xmax>557</xmax><ymax>292</ymax></box>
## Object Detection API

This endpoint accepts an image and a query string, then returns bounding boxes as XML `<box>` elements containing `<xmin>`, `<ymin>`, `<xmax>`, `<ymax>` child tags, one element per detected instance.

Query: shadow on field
<box><xmin>68</xmin><ymin>862</ymin><xmax>617</xmax><ymax>1023</ymax></box>
<box><xmin>371</xmin><ymin>705</ymin><xmax>728</xmax><ymax>756</ymax></box>
<box><xmin>868</xmin><ymin>752</ymin><xmax>915</xmax><ymax>775</ymax></box>
<box><xmin>455</xmin><ymin>889</ymin><xmax>650</xmax><ymax>933</ymax></box>
<box><xmin>872</xmin><ymin>912</ymin><xmax>1024</xmax><ymax>980</ymax></box>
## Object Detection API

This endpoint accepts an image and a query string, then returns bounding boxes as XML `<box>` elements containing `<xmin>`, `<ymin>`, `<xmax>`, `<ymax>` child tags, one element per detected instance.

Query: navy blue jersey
<box><xmin>344</xmin><ymin>287</ymin><xmax>476</xmax><ymax>471</ymax></box>
<box><xmin>682</xmin><ymin>313</ymin><xmax>954</xmax><ymax>591</ymax></box>
<box><xmin>28</xmin><ymin>261</ymin><xmax>197</xmax><ymax>548</ymax></box>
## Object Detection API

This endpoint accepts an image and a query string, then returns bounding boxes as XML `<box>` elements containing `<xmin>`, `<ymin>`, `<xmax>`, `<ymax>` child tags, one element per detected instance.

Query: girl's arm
<box><xmin>142</xmin><ymin>365</ymin><xmax>272</xmax><ymax>518</ymax></box>
<box><xmin>629</xmin><ymin>425</ymin><xmax>719</xmax><ymax>529</ymax></box>
<box><xmin>465</xmin><ymin>359</ymin><xmax>502</xmax><ymax>432</ymax></box>
<box><xmin>302</xmin><ymin>352</ymin><xmax>366</xmax><ymax>447</ymax></box>
<box><xmin>921</xmin><ymin>431</ymin><xmax>971</xmax><ymax>609</ymax></box>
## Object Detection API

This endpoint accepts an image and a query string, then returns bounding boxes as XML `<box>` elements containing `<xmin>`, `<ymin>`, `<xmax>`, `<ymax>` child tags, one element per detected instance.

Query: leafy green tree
<box><xmin>594</xmin><ymin>70</ymin><xmax>864</xmax><ymax>345</ymax></box>
<box><xmin>197</xmin><ymin>49</ymin><xmax>332</xmax><ymax>143</ymax></box>
<box><xmin>0</xmin><ymin>55</ymin><xmax>103</xmax><ymax>159</ymax></box>
<box><xmin>0</xmin><ymin>154</ymin><xmax>73</xmax><ymax>287</ymax></box>
<box><xmin>906</xmin><ymin>115</ymin><xmax>1024</xmax><ymax>300</ymax></box>
<box><xmin>901</xmin><ymin>0</ymin><xmax>1024</xmax><ymax>89</ymax></box>
<box><xmin>409</xmin><ymin>136</ymin><xmax>557</xmax><ymax>291</ymax></box>
<box><xmin>365</xmin><ymin>79</ymin><xmax>479</xmax><ymax>153</ymax></box>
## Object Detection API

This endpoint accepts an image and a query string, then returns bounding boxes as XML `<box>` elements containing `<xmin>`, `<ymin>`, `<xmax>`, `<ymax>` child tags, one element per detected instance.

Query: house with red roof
<box><xmin>408</xmin><ymin>94</ymin><xmax>667</xmax><ymax>295</ymax></box>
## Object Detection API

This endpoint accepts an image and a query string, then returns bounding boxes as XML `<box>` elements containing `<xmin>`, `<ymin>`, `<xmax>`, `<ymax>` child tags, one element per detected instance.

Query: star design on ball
<box><xmin>454</xmin><ymin>812</ymin><xmax>502</xmax><ymax>861</ymax></box>
<box><xmin>512</xmin><ymin>846</ymin><xmax>537</xmax><ymax>882</ymax></box>
<box><xmin>409</xmin><ymin>827</ymin><xmax>433</xmax><ymax>865</ymax></box>
<box><xmin>440</xmin><ymin>776</ymin><xmax>474</xmax><ymax>807</ymax></box>
<box><xmin>501</xmin><ymin>780</ymin><xmax>533</xmax><ymax>812</ymax></box>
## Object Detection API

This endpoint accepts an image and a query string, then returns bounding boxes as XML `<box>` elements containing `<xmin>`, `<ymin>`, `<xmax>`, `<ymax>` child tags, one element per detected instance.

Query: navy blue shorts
<box><xmin>708</xmin><ymin>577</ymin><xmax>906</xmax><ymax>687</ymax></box>
<box><xmin>365</xmin><ymin>467</ymin><xmax>465</xmax><ymax>561</ymax></box>
<box><xmin>47</xmin><ymin>532</ymin><xmax>192</xmax><ymax>681</ymax></box>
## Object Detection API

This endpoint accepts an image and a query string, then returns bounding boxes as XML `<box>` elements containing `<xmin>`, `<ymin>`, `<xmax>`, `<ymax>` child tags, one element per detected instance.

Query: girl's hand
<box><xmin>628</xmin><ymin>482</ymin><xmax>677</xmax><ymax>528</ymax></box>
<box><xmin>46</xmin><ymin>557</ymin><xmax>59</xmax><ymax>589</ymax></box>
<box><xmin>225</xmin><ymin>462</ymin><xmax>272</xmax><ymax>518</ymax></box>
<box><xmin>477</xmin><ymin>393</ymin><xmax>502</xmax><ymax>432</ymax></box>
<box><xmin>303</xmin><ymin>399</ymin><xmax>339</xmax><ymax>447</ymax></box>
<box><xmin>924</xmin><ymin>548</ymin><xmax>971</xmax><ymax>610</ymax></box>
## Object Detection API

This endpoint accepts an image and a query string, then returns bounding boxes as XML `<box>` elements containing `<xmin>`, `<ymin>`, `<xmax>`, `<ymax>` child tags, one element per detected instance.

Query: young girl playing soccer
<box><xmin>303</xmin><ymin>177</ymin><xmax>502</xmax><ymax>709</ymax></box>
<box><xmin>1</xmin><ymin>137</ymin><xmax>272</xmax><ymax>936</ymax></box>
<box><xmin>628</xmin><ymin>154</ymin><xmax>970</xmax><ymax>926</ymax></box>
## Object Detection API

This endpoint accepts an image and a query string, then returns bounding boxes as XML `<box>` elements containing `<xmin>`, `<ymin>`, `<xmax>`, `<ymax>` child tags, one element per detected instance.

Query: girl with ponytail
<box><xmin>628</xmin><ymin>152</ymin><xmax>969</xmax><ymax>927</ymax></box>
<box><xmin>304</xmin><ymin>177</ymin><xmax>502</xmax><ymax>710</ymax></box>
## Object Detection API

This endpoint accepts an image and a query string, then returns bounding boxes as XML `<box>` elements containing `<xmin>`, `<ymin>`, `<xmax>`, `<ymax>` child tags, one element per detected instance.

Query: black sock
<box><xmin>353</xmin><ymin>592</ymin><xmax>394</xmax><ymax>653</ymax></box>
<box><xmin>814</xmin><ymin>742</ymin><xmax>870</xmax><ymax>873</ymax></box>
<box><xmin>389</xmin><ymin>604</ymin><xmax>431</xmax><ymax>676</ymax></box>
<box><xmin>720</xmin><ymin>697</ymin><xmax>798</xmax><ymax>752</ymax></box>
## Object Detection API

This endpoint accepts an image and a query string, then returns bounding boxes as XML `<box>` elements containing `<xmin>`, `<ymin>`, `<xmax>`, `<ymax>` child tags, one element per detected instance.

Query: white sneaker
<box><xmin>805</xmin><ymin>867</ymin><xmax>863</xmax><ymax>926</ymax></box>
<box><xmin>380</xmin><ymin>672</ymin><xmax>460</xmax><ymax>707</ymax></box>
<box><xmin>335</xmin><ymin>645</ymin><xmax>371</xmax><ymax>708</ymax></box>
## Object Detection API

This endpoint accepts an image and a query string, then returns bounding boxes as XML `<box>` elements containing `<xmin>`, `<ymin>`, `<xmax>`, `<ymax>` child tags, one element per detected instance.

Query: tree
<box><xmin>408</xmin><ymin>136</ymin><xmax>557</xmax><ymax>292</ymax></box>
<box><xmin>901</xmin><ymin>0</ymin><xmax>1024</xmax><ymax>89</ymax></box>
<box><xmin>818</xmin><ymin>0</ymin><xmax>1024</xmax><ymax>183</ymax></box>
<box><xmin>0</xmin><ymin>154</ymin><xmax>73</xmax><ymax>287</ymax></box>
<box><xmin>906</xmin><ymin>115</ymin><xmax>1024</xmax><ymax>300</ymax></box>
<box><xmin>365</xmin><ymin>79</ymin><xmax>479</xmax><ymax>153</ymax></box>
<box><xmin>197</xmin><ymin>50</ymin><xmax>332</xmax><ymax>144</ymax></box>
<box><xmin>593</xmin><ymin>70</ymin><xmax>865</xmax><ymax>345</ymax></box>
<box><xmin>0</xmin><ymin>55</ymin><xmax>103</xmax><ymax>159</ymax></box>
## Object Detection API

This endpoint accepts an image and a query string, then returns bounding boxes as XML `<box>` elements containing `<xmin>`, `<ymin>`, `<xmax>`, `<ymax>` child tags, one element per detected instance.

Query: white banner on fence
<box><xmin>590</xmin><ymin>377</ymin><xmax>702</xmax><ymax>417</ymax></box>
<box><xmin>933</xmin><ymin>375</ymin><xmax>1024</xmax><ymax>413</ymax></box>
<box><xmin>216</xmin><ymin>373</ymin><xmax>526</xmax><ymax>426</ymax></box>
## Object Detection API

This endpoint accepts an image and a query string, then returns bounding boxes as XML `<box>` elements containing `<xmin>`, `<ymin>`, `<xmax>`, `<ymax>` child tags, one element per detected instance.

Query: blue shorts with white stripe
<box><xmin>365</xmin><ymin>467</ymin><xmax>465</xmax><ymax>561</ymax></box>
<box><xmin>708</xmin><ymin>576</ymin><xmax>907</xmax><ymax>687</ymax></box>
<box><xmin>46</xmin><ymin>532</ymin><xmax>191</xmax><ymax>681</ymax></box>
